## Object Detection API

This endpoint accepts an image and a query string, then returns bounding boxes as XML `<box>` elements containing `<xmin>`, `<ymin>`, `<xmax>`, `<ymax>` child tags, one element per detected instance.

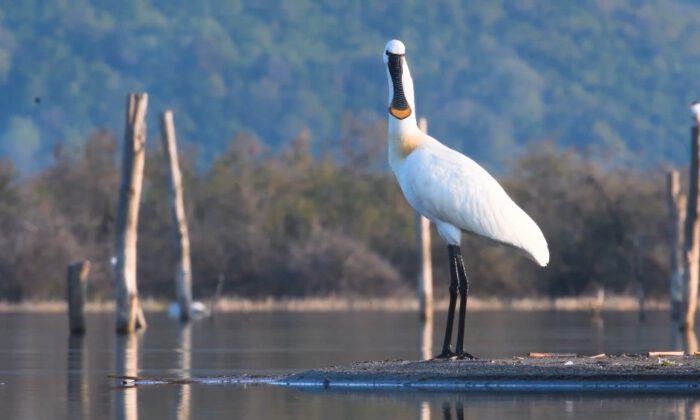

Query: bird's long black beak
<box><xmin>387</xmin><ymin>52</ymin><xmax>411</xmax><ymax>120</ymax></box>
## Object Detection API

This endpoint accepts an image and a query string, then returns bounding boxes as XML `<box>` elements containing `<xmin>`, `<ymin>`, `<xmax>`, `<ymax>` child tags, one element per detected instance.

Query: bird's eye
<box><xmin>385</xmin><ymin>50</ymin><xmax>389</xmax><ymax>55</ymax></box>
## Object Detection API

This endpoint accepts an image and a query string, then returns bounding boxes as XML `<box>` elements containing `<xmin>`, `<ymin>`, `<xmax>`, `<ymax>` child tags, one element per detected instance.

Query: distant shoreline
<box><xmin>0</xmin><ymin>295</ymin><xmax>667</xmax><ymax>313</ymax></box>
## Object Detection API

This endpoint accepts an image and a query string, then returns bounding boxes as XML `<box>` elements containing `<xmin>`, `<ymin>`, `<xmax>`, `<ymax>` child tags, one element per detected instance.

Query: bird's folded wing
<box><xmin>401</xmin><ymin>146</ymin><xmax>549</xmax><ymax>266</ymax></box>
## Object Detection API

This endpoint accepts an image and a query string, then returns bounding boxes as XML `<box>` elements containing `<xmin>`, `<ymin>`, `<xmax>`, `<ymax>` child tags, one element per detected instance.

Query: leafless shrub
<box><xmin>282</xmin><ymin>228</ymin><xmax>407</xmax><ymax>297</ymax></box>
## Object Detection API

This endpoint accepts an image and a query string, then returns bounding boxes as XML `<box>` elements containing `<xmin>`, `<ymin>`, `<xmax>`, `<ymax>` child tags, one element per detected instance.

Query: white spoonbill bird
<box><xmin>383</xmin><ymin>39</ymin><xmax>549</xmax><ymax>359</ymax></box>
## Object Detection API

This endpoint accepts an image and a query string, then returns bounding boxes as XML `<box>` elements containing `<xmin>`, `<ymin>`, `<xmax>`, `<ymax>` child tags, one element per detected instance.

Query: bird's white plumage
<box><xmin>397</xmin><ymin>135</ymin><xmax>549</xmax><ymax>265</ymax></box>
<box><xmin>384</xmin><ymin>39</ymin><xmax>549</xmax><ymax>267</ymax></box>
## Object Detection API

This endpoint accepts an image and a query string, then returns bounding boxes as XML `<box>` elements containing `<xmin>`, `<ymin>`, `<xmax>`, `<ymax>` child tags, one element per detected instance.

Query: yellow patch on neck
<box><xmin>394</xmin><ymin>132</ymin><xmax>424</xmax><ymax>158</ymax></box>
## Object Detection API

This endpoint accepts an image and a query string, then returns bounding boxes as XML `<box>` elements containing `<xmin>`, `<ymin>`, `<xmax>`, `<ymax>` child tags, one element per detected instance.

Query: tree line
<box><xmin>0</xmin><ymin>116</ymin><xmax>672</xmax><ymax>302</ymax></box>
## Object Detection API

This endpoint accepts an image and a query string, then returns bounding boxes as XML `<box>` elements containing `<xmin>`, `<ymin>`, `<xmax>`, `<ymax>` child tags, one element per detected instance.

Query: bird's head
<box><xmin>691</xmin><ymin>101</ymin><xmax>700</xmax><ymax>125</ymax></box>
<box><xmin>383</xmin><ymin>39</ymin><xmax>406</xmax><ymax>64</ymax></box>
<box><xmin>384</xmin><ymin>39</ymin><xmax>415</xmax><ymax>121</ymax></box>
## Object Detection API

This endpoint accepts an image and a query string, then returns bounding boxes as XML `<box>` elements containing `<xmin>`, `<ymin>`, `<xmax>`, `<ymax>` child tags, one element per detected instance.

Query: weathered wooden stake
<box><xmin>681</xmin><ymin>124</ymin><xmax>700</xmax><ymax>331</ymax></box>
<box><xmin>686</xmin><ymin>329</ymin><xmax>699</xmax><ymax>354</ymax></box>
<box><xmin>590</xmin><ymin>286</ymin><xmax>605</xmax><ymax>319</ymax></box>
<box><xmin>419</xmin><ymin>318</ymin><xmax>433</xmax><ymax>361</ymax></box>
<box><xmin>632</xmin><ymin>239</ymin><xmax>646</xmax><ymax>321</ymax></box>
<box><xmin>208</xmin><ymin>273</ymin><xmax>226</xmax><ymax>318</ymax></box>
<box><xmin>115</xmin><ymin>93</ymin><xmax>148</xmax><ymax>334</ymax></box>
<box><xmin>160</xmin><ymin>110</ymin><xmax>193</xmax><ymax>322</ymax></box>
<box><xmin>416</xmin><ymin>117</ymin><xmax>433</xmax><ymax>323</ymax></box>
<box><xmin>667</xmin><ymin>170</ymin><xmax>686</xmax><ymax>321</ymax></box>
<box><xmin>66</xmin><ymin>261</ymin><xmax>90</xmax><ymax>335</ymax></box>
<box><xmin>67</xmin><ymin>261</ymin><xmax>90</xmax><ymax>334</ymax></box>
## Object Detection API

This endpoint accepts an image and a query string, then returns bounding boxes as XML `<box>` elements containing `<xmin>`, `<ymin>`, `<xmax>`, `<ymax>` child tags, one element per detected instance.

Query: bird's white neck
<box><xmin>388</xmin><ymin>122</ymin><xmax>423</xmax><ymax>172</ymax></box>
<box><xmin>388</xmin><ymin>112</ymin><xmax>418</xmax><ymax>133</ymax></box>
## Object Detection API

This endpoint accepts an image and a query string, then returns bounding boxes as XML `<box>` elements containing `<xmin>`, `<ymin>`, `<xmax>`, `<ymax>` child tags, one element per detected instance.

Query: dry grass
<box><xmin>0</xmin><ymin>295</ymin><xmax>668</xmax><ymax>313</ymax></box>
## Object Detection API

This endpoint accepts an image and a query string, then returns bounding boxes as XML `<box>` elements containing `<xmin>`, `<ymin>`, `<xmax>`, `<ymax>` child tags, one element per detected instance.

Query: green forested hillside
<box><xmin>2</xmin><ymin>1</ymin><xmax>700</xmax><ymax>170</ymax></box>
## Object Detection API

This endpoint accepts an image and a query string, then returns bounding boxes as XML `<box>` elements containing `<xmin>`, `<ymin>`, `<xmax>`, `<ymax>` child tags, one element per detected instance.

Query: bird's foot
<box><xmin>456</xmin><ymin>351</ymin><xmax>476</xmax><ymax>360</ymax></box>
<box><xmin>434</xmin><ymin>348</ymin><xmax>457</xmax><ymax>359</ymax></box>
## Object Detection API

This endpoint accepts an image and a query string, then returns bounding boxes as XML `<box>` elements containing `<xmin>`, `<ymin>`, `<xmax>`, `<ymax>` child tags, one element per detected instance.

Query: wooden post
<box><xmin>419</xmin><ymin>318</ymin><xmax>433</xmax><ymax>360</ymax></box>
<box><xmin>115</xmin><ymin>93</ymin><xmax>148</xmax><ymax>334</ymax></box>
<box><xmin>667</xmin><ymin>171</ymin><xmax>686</xmax><ymax>321</ymax></box>
<box><xmin>416</xmin><ymin>117</ymin><xmax>433</xmax><ymax>323</ymax></box>
<box><xmin>590</xmin><ymin>286</ymin><xmax>604</xmax><ymax>319</ymax></box>
<box><xmin>632</xmin><ymin>239</ymin><xmax>646</xmax><ymax>321</ymax></box>
<box><xmin>681</xmin><ymin>124</ymin><xmax>700</xmax><ymax>331</ymax></box>
<box><xmin>208</xmin><ymin>273</ymin><xmax>226</xmax><ymax>317</ymax></box>
<box><xmin>686</xmin><ymin>329</ymin><xmax>699</xmax><ymax>354</ymax></box>
<box><xmin>160</xmin><ymin>110</ymin><xmax>193</xmax><ymax>322</ymax></box>
<box><xmin>67</xmin><ymin>261</ymin><xmax>90</xmax><ymax>335</ymax></box>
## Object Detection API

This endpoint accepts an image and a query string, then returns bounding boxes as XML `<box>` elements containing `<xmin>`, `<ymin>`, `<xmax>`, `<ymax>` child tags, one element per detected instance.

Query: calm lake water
<box><xmin>0</xmin><ymin>309</ymin><xmax>698</xmax><ymax>419</ymax></box>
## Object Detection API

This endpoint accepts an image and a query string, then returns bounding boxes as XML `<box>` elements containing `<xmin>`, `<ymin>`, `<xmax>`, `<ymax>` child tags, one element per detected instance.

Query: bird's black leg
<box><xmin>436</xmin><ymin>245</ymin><xmax>459</xmax><ymax>359</ymax></box>
<box><xmin>442</xmin><ymin>402</ymin><xmax>453</xmax><ymax>420</ymax></box>
<box><xmin>456</xmin><ymin>402</ymin><xmax>464</xmax><ymax>420</ymax></box>
<box><xmin>454</xmin><ymin>246</ymin><xmax>474</xmax><ymax>359</ymax></box>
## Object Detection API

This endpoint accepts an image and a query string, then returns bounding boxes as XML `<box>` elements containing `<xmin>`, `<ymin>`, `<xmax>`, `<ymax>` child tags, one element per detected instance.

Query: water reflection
<box><xmin>10</xmin><ymin>311</ymin><xmax>700</xmax><ymax>419</ymax></box>
<box><xmin>590</xmin><ymin>312</ymin><xmax>604</xmax><ymax>330</ymax></box>
<box><xmin>314</xmin><ymin>390</ymin><xmax>700</xmax><ymax>420</ymax></box>
<box><xmin>441</xmin><ymin>401</ymin><xmax>464</xmax><ymax>420</ymax></box>
<box><xmin>66</xmin><ymin>335</ymin><xmax>89</xmax><ymax>419</ymax></box>
<box><xmin>416</xmin><ymin>401</ymin><xmax>430</xmax><ymax>420</ymax></box>
<box><xmin>686</xmin><ymin>399</ymin><xmax>700</xmax><ymax>420</ymax></box>
<box><xmin>115</xmin><ymin>334</ymin><xmax>139</xmax><ymax>420</ymax></box>
<box><xmin>176</xmin><ymin>325</ymin><xmax>192</xmax><ymax>420</ymax></box>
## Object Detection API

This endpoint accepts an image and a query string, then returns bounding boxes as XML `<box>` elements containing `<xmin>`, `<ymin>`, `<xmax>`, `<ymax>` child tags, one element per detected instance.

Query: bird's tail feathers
<box><xmin>520</xmin><ymin>224</ymin><xmax>549</xmax><ymax>267</ymax></box>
